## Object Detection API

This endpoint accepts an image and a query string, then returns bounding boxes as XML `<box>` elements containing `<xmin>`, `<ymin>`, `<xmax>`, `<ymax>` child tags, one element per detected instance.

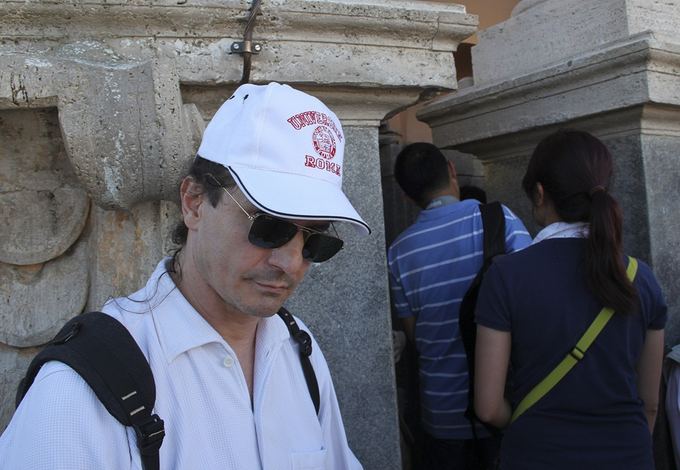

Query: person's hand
<box><xmin>392</xmin><ymin>330</ymin><xmax>407</xmax><ymax>364</ymax></box>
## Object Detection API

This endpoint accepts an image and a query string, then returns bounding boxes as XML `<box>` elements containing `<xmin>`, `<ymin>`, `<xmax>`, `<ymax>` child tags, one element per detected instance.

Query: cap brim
<box><xmin>228</xmin><ymin>166</ymin><xmax>371</xmax><ymax>236</ymax></box>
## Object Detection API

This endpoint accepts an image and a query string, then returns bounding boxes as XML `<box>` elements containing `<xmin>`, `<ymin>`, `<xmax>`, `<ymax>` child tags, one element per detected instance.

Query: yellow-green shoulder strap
<box><xmin>510</xmin><ymin>256</ymin><xmax>639</xmax><ymax>423</ymax></box>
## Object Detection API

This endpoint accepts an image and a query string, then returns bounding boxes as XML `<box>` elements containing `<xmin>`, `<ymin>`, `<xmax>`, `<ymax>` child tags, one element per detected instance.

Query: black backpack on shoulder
<box><xmin>16</xmin><ymin>308</ymin><xmax>319</xmax><ymax>470</ymax></box>
<box><xmin>459</xmin><ymin>201</ymin><xmax>506</xmax><ymax>436</ymax></box>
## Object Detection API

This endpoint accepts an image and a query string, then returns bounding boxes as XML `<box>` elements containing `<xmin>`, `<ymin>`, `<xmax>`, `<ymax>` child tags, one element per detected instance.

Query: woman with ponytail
<box><xmin>473</xmin><ymin>130</ymin><xmax>667</xmax><ymax>469</ymax></box>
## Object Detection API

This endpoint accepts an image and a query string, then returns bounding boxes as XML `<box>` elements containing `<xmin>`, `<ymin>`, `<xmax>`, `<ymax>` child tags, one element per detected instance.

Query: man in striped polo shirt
<box><xmin>387</xmin><ymin>143</ymin><xmax>531</xmax><ymax>469</ymax></box>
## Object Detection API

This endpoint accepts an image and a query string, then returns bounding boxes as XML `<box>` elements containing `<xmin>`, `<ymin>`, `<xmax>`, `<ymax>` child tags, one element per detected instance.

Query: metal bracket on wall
<box><xmin>233</xmin><ymin>0</ymin><xmax>263</xmax><ymax>84</ymax></box>
<box><xmin>231</xmin><ymin>41</ymin><xmax>262</xmax><ymax>54</ymax></box>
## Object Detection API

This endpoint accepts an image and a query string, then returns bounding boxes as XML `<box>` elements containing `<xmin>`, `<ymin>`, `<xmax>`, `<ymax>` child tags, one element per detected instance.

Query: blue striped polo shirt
<box><xmin>388</xmin><ymin>199</ymin><xmax>531</xmax><ymax>439</ymax></box>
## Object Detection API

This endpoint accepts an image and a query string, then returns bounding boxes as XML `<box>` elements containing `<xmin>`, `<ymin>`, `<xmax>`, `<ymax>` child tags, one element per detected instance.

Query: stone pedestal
<box><xmin>420</xmin><ymin>0</ymin><xmax>680</xmax><ymax>344</ymax></box>
<box><xmin>0</xmin><ymin>1</ymin><xmax>477</xmax><ymax>468</ymax></box>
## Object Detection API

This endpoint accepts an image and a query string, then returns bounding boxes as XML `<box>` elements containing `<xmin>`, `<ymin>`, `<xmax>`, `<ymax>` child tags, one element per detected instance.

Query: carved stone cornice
<box><xmin>0</xmin><ymin>1</ymin><xmax>476</xmax><ymax>89</ymax></box>
<box><xmin>470</xmin><ymin>0</ymin><xmax>680</xmax><ymax>87</ymax></box>
<box><xmin>0</xmin><ymin>0</ymin><xmax>477</xmax><ymax>209</ymax></box>
<box><xmin>419</xmin><ymin>34</ymin><xmax>680</xmax><ymax>156</ymax></box>
<box><xmin>1</xmin><ymin>1</ymin><xmax>475</xmax><ymax>48</ymax></box>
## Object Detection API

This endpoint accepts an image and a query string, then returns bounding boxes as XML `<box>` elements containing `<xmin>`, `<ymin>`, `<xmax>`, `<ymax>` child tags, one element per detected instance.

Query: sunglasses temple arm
<box><xmin>221</xmin><ymin>186</ymin><xmax>254</xmax><ymax>221</ymax></box>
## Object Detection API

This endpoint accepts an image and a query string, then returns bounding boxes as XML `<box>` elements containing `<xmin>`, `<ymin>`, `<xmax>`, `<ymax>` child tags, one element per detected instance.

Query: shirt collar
<box><xmin>146</xmin><ymin>258</ymin><xmax>290</xmax><ymax>364</ymax></box>
<box><xmin>425</xmin><ymin>195</ymin><xmax>459</xmax><ymax>210</ymax></box>
<box><xmin>532</xmin><ymin>221</ymin><xmax>589</xmax><ymax>245</ymax></box>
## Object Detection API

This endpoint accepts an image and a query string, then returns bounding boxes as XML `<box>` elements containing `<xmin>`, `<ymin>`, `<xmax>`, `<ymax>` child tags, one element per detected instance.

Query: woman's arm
<box><xmin>474</xmin><ymin>325</ymin><xmax>512</xmax><ymax>428</ymax></box>
<box><xmin>636</xmin><ymin>328</ymin><xmax>665</xmax><ymax>432</ymax></box>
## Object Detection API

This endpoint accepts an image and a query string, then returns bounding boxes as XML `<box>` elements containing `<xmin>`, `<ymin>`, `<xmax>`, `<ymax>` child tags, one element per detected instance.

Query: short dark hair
<box><xmin>394</xmin><ymin>143</ymin><xmax>450</xmax><ymax>208</ymax></box>
<box><xmin>522</xmin><ymin>129</ymin><xmax>637</xmax><ymax>313</ymax></box>
<box><xmin>171</xmin><ymin>156</ymin><xmax>236</xmax><ymax>247</ymax></box>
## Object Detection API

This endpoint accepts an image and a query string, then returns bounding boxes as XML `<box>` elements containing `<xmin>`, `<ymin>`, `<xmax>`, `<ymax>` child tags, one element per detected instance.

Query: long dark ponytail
<box><xmin>522</xmin><ymin>129</ymin><xmax>638</xmax><ymax>313</ymax></box>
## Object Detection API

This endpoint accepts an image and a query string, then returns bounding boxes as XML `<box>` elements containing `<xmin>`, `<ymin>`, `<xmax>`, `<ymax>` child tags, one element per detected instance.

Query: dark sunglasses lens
<box><xmin>248</xmin><ymin>215</ymin><xmax>298</xmax><ymax>249</ymax></box>
<box><xmin>302</xmin><ymin>234</ymin><xmax>344</xmax><ymax>262</ymax></box>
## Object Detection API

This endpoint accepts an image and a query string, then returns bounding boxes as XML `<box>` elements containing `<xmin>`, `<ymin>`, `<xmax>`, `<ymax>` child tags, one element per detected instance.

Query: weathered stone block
<box><xmin>473</xmin><ymin>0</ymin><xmax>680</xmax><ymax>86</ymax></box>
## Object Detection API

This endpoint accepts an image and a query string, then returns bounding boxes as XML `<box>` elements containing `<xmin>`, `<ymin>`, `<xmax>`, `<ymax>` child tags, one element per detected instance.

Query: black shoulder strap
<box><xmin>16</xmin><ymin>312</ymin><xmax>165</xmax><ymax>470</ymax></box>
<box><xmin>459</xmin><ymin>201</ymin><xmax>507</xmax><ymax>344</ymax></box>
<box><xmin>16</xmin><ymin>309</ymin><xmax>320</xmax><ymax>468</ymax></box>
<box><xmin>460</xmin><ymin>202</ymin><xmax>508</xmax><ymax>439</ymax></box>
<box><xmin>480</xmin><ymin>201</ymin><xmax>506</xmax><ymax>267</ymax></box>
<box><xmin>277</xmin><ymin>307</ymin><xmax>321</xmax><ymax>415</ymax></box>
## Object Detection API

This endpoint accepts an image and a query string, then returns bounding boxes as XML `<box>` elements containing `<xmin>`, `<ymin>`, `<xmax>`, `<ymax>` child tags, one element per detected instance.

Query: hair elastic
<box><xmin>589</xmin><ymin>185</ymin><xmax>607</xmax><ymax>197</ymax></box>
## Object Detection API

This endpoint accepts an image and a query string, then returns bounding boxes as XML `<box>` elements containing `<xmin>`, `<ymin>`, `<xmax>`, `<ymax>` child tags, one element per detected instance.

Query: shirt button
<box><xmin>223</xmin><ymin>356</ymin><xmax>234</xmax><ymax>368</ymax></box>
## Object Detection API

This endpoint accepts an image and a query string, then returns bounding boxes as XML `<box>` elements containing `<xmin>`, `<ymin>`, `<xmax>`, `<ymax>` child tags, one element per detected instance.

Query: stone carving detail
<box><xmin>0</xmin><ymin>186</ymin><xmax>89</xmax><ymax>266</ymax></box>
<box><xmin>0</xmin><ymin>108</ymin><xmax>90</xmax><ymax>347</ymax></box>
<box><xmin>0</xmin><ymin>242</ymin><xmax>89</xmax><ymax>348</ymax></box>
<box><xmin>0</xmin><ymin>109</ymin><xmax>89</xmax><ymax>266</ymax></box>
<box><xmin>0</xmin><ymin>43</ymin><xmax>194</xmax><ymax>211</ymax></box>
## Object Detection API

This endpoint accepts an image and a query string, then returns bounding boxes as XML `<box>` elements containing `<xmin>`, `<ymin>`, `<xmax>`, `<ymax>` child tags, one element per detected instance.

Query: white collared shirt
<box><xmin>532</xmin><ymin>221</ymin><xmax>589</xmax><ymax>245</ymax></box>
<box><xmin>0</xmin><ymin>259</ymin><xmax>362</xmax><ymax>470</ymax></box>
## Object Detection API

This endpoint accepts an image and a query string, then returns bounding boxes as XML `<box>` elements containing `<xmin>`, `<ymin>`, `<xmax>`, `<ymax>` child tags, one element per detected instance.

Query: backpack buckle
<box><xmin>569</xmin><ymin>346</ymin><xmax>585</xmax><ymax>361</ymax></box>
<box><xmin>294</xmin><ymin>330</ymin><xmax>313</xmax><ymax>357</ymax></box>
<box><xmin>133</xmin><ymin>414</ymin><xmax>165</xmax><ymax>456</ymax></box>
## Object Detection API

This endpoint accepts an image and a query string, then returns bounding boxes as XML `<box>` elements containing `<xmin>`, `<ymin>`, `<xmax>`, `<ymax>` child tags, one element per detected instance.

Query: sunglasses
<box><xmin>219</xmin><ymin>185</ymin><xmax>344</xmax><ymax>262</ymax></box>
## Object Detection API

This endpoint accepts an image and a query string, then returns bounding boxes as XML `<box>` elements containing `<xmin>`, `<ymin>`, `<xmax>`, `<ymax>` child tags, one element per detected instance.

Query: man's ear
<box><xmin>179</xmin><ymin>177</ymin><xmax>204</xmax><ymax>230</ymax></box>
<box><xmin>447</xmin><ymin>160</ymin><xmax>458</xmax><ymax>181</ymax></box>
<box><xmin>534</xmin><ymin>182</ymin><xmax>545</xmax><ymax>207</ymax></box>
<box><xmin>447</xmin><ymin>160</ymin><xmax>461</xmax><ymax>199</ymax></box>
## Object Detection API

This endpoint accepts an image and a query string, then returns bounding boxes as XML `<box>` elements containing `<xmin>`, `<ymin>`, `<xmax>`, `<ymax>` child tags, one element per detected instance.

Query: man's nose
<box><xmin>268</xmin><ymin>230</ymin><xmax>307</xmax><ymax>273</ymax></box>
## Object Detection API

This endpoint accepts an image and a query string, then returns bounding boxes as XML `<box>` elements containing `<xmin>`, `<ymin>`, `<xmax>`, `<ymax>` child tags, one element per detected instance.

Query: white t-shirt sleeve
<box><xmin>0</xmin><ymin>361</ymin><xmax>133</xmax><ymax>470</ymax></box>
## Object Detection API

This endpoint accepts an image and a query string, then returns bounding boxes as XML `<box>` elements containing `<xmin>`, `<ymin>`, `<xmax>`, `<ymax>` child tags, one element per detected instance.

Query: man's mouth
<box><xmin>254</xmin><ymin>281</ymin><xmax>290</xmax><ymax>294</ymax></box>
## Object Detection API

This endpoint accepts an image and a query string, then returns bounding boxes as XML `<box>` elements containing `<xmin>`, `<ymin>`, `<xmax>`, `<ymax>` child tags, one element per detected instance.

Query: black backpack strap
<box><xmin>460</xmin><ymin>201</ymin><xmax>507</xmax><ymax>366</ymax></box>
<box><xmin>16</xmin><ymin>312</ymin><xmax>164</xmax><ymax>470</ymax></box>
<box><xmin>460</xmin><ymin>202</ymin><xmax>507</xmax><ymax>440</ymax></box>
<box><xmin>480</xmin><ymin>201</ymin><xmax>506</xmax><ymax>268</ymax></box>
<box><xmin>277</xmin><ymin>307</ymin><xmax>321</xmax><ymax>415</ymax></box>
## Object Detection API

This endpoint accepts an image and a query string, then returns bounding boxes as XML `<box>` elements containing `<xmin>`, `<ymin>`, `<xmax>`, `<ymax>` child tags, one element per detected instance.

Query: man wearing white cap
<box><xmin>0</xmin><ymin>83</ymin><xmax>366</xmax><ymax>469</ymax></box>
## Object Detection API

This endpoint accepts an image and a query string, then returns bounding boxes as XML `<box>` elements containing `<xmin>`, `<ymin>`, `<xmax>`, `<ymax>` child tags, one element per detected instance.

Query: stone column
<box><xmin>0</xmin><ymin>1</ymin><xmax>477</xmax><ymax>467</ymax></box>
<box><xmin>420</xmin><ymin>0</ymin><xmax>680</xmax><ymax>345</ymax></box>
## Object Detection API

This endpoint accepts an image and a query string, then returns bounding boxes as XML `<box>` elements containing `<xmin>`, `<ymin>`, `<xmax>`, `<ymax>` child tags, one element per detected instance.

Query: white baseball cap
<box><xmin>197</xmin><ymin>82</ymin><xmax>370</xmax><ymax>235</ymax></box>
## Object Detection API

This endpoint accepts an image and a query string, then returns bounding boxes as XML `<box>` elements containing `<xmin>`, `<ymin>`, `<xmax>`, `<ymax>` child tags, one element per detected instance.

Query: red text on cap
<box><xmin>304</xmin><ymin>155</ymin><xmax>341</xmax><ymax>176</ymax></box>
<box><xmin>287</xmin><ymin>111</ymin><xmax>343</xmax><ymax>142</ymax></box>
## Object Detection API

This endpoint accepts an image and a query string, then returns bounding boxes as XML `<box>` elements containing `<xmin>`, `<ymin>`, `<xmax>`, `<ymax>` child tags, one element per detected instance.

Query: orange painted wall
<box><xmin>386</xmin><ymin>0</ymin><xmax>519</xmax><ymax>144</ymax></box>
